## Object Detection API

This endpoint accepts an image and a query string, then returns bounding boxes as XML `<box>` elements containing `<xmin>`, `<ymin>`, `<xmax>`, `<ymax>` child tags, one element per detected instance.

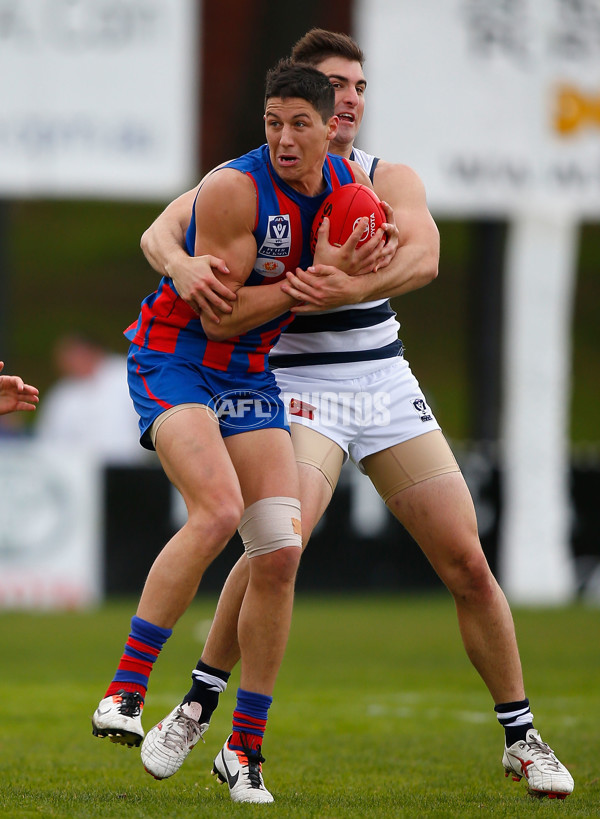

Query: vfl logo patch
<box><xmin>258</xmin><ymin>214</ymin><xmax>292</xmax><ymax>258</ymax></box>
<box><xmin>412</xmin><ymin>398</ymin><xmax>433</xmax><ymax>423</ymax></box>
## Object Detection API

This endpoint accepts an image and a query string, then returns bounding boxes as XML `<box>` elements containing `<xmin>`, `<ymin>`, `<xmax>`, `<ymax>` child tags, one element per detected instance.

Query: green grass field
<box><xmin>0</xmin><ymin>594</ymin><xmax>598</xmax><ymax>818</ymax></box>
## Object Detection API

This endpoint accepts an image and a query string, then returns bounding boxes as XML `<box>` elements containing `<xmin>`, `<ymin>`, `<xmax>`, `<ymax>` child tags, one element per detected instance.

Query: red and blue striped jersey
<box><xmin>125</xmin><ymin>144</ymin><xmax>355</xmax><ymax>373</ymax></box>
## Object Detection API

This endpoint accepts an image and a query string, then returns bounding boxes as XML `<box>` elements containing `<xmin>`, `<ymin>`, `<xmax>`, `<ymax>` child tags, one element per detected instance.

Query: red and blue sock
<box><xmin>104</xmin><ymin>615</ymin><xmax>172</xmax><ymax>701</ymax></box>
<box><xmin>229</xmin><ymin>688</ymin><xmax>272</xmax><ymax>754</ymax></box>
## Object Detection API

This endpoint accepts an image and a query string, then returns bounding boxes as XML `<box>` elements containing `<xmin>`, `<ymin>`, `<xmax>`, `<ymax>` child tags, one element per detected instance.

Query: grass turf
<box><xmin>0</xmin><ymin>593</ymin><xmax>598</xmax><ymax>817</ymax></box>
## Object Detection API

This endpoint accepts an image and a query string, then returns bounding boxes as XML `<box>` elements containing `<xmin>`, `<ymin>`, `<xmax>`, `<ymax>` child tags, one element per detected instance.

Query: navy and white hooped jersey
<box><xmin>349</xmin><ymin>147</ymin><xmax>380</xmax><ymax>183</ymax></box>
<box><xmin>124</xmin><ymin>144</ymin><xmax>355</xmax><ymax>374</ymax></box>
<box><xmin>269</xmin><ymin>148</ymin><xmax>401</xmax><ymax>370</ymax></box>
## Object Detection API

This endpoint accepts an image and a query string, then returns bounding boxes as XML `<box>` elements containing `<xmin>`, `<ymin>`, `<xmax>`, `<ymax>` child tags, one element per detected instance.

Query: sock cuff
<box><xmin>196</xmin><ymin>659</ymin><xmax>231</xmax><ymax>684</ymax></box>
<box><xmin>130</xmin><ymin>616</ymin><xmax>172</xmax><ymax>650</ymax></box>
<box><xmin>236</xmin><ymin>687</ymin><xmax>273</xmax><ymax>719</ymax></box>
<box><xmin>494</xmin><ymin>698</ymin><xmax>533</xmax><ymax>729</ymax></box>
<box><xmin>494</xmin><ymin>697</ymin><xmax>530</xmax><ymax>714</ymax></box>
<box><xmin>191</xmin><ymin>667</ymin><xmax>229</xmax><ymax>694</ymax></box>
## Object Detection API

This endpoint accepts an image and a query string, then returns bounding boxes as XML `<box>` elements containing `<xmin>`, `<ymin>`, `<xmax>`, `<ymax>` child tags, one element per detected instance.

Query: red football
<box><xmin>311</xmin><ymin>183</ymin><xmax>386</xmax><ymax>254</ymax></box>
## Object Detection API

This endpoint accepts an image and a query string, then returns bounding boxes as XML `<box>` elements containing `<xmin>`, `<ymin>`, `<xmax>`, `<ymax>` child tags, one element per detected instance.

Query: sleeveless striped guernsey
<box><xmin>125</xmin><ymin>144</ymin><xmax>355</xmax><ymax>374</ymax></box>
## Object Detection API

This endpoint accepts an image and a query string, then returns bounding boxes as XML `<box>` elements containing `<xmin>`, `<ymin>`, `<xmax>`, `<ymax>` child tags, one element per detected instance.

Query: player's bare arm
<box><xmin>194</xmin><ymin>170</ymin><xmax>299</xmax><ymax>341</ymax></box>
<box><xmin>140</xmin><ymin>184</ymin><xmax>237</xmax><ymax>323</ymax></box>
<box><xmin>358</xmin><ymin>161</ymin><xmax>439</xmax><ymax>299</ymax></box>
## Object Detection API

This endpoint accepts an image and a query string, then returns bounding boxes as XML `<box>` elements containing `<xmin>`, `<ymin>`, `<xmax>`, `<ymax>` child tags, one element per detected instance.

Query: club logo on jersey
<box><xmin>412</xmin><ymin>398</ymin><xmax>433</xmax><ymax>423</ymax></box>
<box><xmin>253</xmin><ymin>258</ymin><xmax>286</xmax><ymax>278</ymax></box>
<box><xmin>207</xmin><ymin>389</ymin><xmax>282</xmax><ymax>430</ymax></box>
<box><xmin>258</xmin><ymin>215</ymin><xmax>291</xmax><ymax>258</ymax></box>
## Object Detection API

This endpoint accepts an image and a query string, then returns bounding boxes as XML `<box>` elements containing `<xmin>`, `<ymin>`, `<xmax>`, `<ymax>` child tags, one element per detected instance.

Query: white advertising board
<box><xmin>357</xmin><ymin>0</ymin><xmax>600</xmax><ymax>217</ymax></box>
<box><xmin>0</xmin><ymin>0</ymin><xmax>198</xmax><ymax>199</ymax></box>
<box><xmin>0</xmin><ymin>442</ymin><xmax>102</xmax><ymax>608</ymax></box>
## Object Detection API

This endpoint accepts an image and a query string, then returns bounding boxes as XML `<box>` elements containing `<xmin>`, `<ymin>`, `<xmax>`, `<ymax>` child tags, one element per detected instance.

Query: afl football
<box><xmin>310</xmin><ymin>183</ymin><xmax>386</xmax><ymax>253</ymax></box>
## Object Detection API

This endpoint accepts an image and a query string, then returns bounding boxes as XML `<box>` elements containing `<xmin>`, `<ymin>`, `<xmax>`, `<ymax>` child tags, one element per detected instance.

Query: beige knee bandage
<box><xmin>238</xmin><ymin>497</ymin><xmax>302</xmax><ymax>558</ymax></box>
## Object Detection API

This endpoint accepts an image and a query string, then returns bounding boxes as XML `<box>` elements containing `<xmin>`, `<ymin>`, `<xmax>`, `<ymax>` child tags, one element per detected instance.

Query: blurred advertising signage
<box><xmin>358</xmin><ymin>0</ymin><xmax>600</xmax><ymax>217</ymax></box>
<box><xmin>0</xmin><ymin>0</ymin><xmax>197</xmax><ymax>199</ymax></box>
<box><xmin>0</xmin><ymin>442</ymin><xmax>102</xmax><ymax>609</ymax></box>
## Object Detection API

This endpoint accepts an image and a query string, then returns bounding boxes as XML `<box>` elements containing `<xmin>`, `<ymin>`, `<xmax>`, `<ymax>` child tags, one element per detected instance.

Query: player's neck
<box><xmin>329</xmin><ymin>139</ymin><xmax>354</xmax><ymax>160</ymax></box>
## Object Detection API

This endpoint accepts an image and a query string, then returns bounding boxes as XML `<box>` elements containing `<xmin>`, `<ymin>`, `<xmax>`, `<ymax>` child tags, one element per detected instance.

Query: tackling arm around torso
<box><xmin>358</xmin><ymin>160</ymin><xmax>439</xmax><ymax>300</ymax></box>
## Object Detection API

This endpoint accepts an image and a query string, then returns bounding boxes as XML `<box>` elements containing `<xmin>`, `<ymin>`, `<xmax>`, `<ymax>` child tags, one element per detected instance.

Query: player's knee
<box><xmin>259</xmin><ymin>543</ymin><xmax>302</xmax><ymax>585</ymax></box>
<box><xmin>238</xmin><ymin>497</ymin><xmax>302</xmax><ymax>566</ymax></box>
<box><xmin>215</xmin><ymin>500</ymin><xmax>245</xmax><ymax>544</ymax></box>
<box><xmin>446</xmin><ymin>548</ymin><xmax>496</xmax><ymax>603</ymax></box>
<box><xmin>187</xmin><ymin>493</ymin><xmax>244</xmax><ymax>548</ymax></box>
<box><xmin>245</xmin><ymin>549</ymin><xmax>301</xmax><ymax>596</ymax></box>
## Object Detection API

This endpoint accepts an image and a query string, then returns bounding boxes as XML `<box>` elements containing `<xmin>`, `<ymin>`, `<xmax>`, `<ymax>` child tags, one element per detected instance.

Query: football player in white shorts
<box><xmin>136</xmin><ymin>29</ymin><xmax>573</xmax><ymax>801</ymax></box>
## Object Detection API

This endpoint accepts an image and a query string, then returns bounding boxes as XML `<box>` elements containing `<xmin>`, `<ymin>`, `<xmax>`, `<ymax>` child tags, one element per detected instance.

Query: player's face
<box><xmin>264</xmin><ymin>97</ymin><xmax>337</xmax><ymax>194</ymax></box>
<box><xmin>315</xmin><ymin>57</ymin><xmax>366</xmax><ymax>151</ymax></box>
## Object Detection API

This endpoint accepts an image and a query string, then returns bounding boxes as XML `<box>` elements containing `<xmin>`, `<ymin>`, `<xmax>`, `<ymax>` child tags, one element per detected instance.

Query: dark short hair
<box><xmin>290</xmin><ymin>28</ymin><xmax>365</xmax><ymax>67</ymax></box>
<box><xmin>264</xmin><ymin>58</ymin><xmax>334</xmax><ymax>123</ymax></box>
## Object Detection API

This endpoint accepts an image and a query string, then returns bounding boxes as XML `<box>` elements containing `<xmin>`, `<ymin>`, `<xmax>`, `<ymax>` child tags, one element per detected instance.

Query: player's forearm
<box><xmin>140</xmin><ymin>188</ymin><xmax>196</xmax><ymax>277</ymax></box>
<box><xmin>201</xmin><ymin>283</ymin><xmax>298</xmax><ymax>341</ymax></box>
<box><xmin>352</xmin><ymin>242</ymin><xmax>438</xmax><ymax>302</ymax></box>
<box><xmin>141</xmin><ymin>220</ymin><xmax>189</xmax><ymax>278</ymax></box>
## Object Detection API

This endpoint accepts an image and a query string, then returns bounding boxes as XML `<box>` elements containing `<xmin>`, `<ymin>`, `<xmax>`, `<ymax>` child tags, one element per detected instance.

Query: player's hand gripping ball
<box><xmin>310</xmin><ymin>183</ymin><xmax>386</xmax><ymax>254</ymax></box>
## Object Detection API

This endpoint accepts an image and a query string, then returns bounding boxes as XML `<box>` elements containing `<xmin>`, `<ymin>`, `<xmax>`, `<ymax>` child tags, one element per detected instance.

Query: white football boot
<box><xmin>141</xmin><ymin>704</ymin><xmax>208</xmax><ymax>779</ymax></box>
<box><xmin>92</xmin><ymin>690</ymin><xmax>144</xmax><ymax>747</ymax></box>
<box><xmin>502</xmin><ymin>728</ymin><xmax>574</xmax><ymax>799</ymax></box>
<box><xmin>212</xmin><ymin>735</ymin><xmax>274</xmax><ymax>803</ymax></box>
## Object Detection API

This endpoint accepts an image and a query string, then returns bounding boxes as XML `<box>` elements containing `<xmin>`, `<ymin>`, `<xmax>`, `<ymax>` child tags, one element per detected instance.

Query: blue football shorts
<box><xmin>127</xmin><ymin>345</ymin><xmax>289</xmax><ymax>450</ymax></box>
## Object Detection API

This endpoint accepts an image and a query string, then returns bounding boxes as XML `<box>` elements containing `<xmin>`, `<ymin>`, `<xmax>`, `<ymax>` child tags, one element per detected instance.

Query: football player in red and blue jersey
<box><xmin>92</xmin><ymin>59</ymin><xmax>389</xmax><ymax>805</ymax></box>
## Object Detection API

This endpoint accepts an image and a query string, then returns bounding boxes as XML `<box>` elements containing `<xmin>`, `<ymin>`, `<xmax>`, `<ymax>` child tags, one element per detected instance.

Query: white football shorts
<box><xmin>274</xmin><ymin>355</ymin><xmax>441</xmax><ymax>472</ymax></box>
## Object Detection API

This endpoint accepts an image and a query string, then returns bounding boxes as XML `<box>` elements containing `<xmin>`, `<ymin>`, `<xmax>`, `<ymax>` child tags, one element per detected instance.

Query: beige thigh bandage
<box><xmin>362</xmin><ymin>430</ymin><xmax>460</xmax><ymax>503</ymax></box>
<box><xmin>290</xmin><ymin>424</ymin><xmax>345</xmax><ymax>493</ymax></box>
<box><xmin>238</xmin><ymin>496</ymin><xmax>302</xmax><ymax>558</ymax></box>
<box><xmin>150</xmin><ymin>403</ymin><xmax>216</xmax><ymax>448</ymax></box>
